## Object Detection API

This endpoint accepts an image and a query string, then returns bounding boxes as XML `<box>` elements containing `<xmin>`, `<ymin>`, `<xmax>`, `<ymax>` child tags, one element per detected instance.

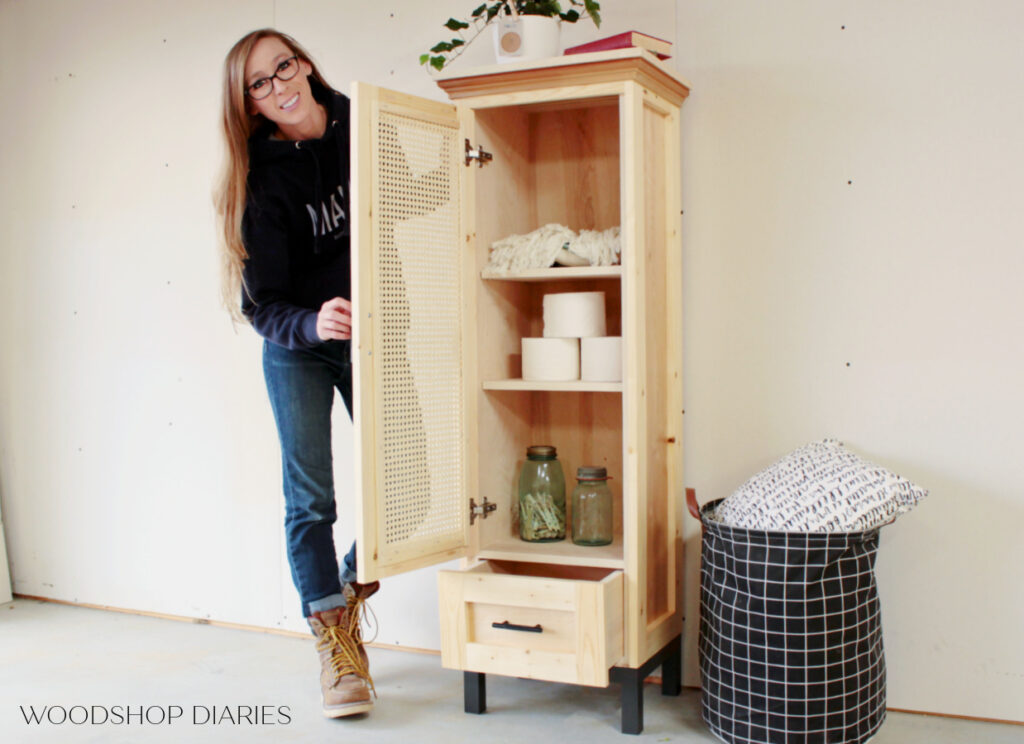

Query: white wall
<box><xmin>675</xmin><ymin>0</ymin><xmax>1024</xmax><ymax>723</ymax></box>
<box><xmin>0</xmin><ymin>0</ymin><xmax>1021</xmax><ymax>724</ymax></box>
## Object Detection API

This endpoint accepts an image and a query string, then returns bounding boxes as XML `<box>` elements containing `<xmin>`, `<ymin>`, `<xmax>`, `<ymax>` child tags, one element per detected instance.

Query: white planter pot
<box><xmin>492</xmin><ymin>15</ymin><xmax>561</xmax><ymax>64</ymax></box>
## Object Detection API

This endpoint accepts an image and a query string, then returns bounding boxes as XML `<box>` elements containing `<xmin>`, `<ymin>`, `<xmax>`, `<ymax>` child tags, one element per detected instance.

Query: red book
<box><xmin>563</xmin><ymin>30</ymin><xmax>672</xmax><ymax>60</ymax></box>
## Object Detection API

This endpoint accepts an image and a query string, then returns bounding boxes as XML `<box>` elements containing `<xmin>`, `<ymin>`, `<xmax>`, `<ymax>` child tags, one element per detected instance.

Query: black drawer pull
<box><xmin>492</xmin><ymin>621</ymin><xmax>543</xmax><ymax>633</ymax></box>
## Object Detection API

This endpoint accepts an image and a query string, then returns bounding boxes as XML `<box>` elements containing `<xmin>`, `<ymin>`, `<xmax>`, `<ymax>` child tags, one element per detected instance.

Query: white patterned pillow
<box><xmin>713</xmin><ymin>439</ymin><xmax>927</xmax><ymax>532</ymax></box>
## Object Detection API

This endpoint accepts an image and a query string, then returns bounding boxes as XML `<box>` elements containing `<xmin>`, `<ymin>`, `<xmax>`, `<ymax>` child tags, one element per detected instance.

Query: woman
<box><xmin>215</xmin><ymin>28</ymin><xmax>377</xmax><ymax>719</ymax></box>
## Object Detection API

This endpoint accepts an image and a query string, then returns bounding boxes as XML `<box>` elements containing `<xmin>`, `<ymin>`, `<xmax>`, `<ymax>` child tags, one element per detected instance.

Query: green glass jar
<box><xmin>571</xmin><ymin>466</ymin><xmax>613</xmax><ymax>546</ymax></box>
<box><xmin>518</xmin><ymin>445</ymin><xmax>566</xmax><ymax>542</ymax></box>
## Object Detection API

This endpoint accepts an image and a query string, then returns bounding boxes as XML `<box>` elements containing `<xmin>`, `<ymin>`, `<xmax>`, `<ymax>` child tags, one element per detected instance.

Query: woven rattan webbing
<box><xmin>373</xmin><ymin>110</ymin><xmax>463</xmax><ymax>553</ymax></box>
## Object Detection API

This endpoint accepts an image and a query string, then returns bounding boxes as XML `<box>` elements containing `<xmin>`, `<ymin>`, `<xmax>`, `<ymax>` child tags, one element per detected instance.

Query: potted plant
<box><xmin>421</xmin><ymin>0</ymin><xmax>601</xmax><ymax>71</ymax></box>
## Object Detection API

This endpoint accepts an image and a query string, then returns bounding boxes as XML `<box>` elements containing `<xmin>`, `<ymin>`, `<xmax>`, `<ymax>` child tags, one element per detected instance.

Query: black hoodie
<box><xmin>241</xmin><ymin>80</ymin><xmax>350</xmax><ymax>350</ymax></box>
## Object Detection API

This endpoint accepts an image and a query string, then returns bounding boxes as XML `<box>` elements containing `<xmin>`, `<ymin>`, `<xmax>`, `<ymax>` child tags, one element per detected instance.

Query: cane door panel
<box><xmin>351</xmin><ymin>82</ymin><xmax>470</xmax><ymax>581</ymax></box>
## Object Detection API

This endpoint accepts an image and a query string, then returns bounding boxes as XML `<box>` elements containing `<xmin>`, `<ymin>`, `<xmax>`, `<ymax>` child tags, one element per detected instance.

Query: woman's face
<box><xmin>244</xmin><ymin>36</ymin><xmax>319</xmax><ymax>138</ymax></box>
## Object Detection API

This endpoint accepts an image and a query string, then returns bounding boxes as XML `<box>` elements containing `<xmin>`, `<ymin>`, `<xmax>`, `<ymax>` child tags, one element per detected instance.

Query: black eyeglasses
<box><xmin>246</xmin><ymin>56</ymin><xmax>300</xmax><ymax>100</ymax></box>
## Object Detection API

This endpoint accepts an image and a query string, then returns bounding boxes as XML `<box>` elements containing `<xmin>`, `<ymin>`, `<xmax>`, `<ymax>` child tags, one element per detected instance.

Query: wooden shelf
<box><xmin>482</xmin><ymin>266</ymin><xmax>622</xmax><ymax>282</ymax></box>
<box><xmin>483</xmin><ymin>379</ymin><xmax>623</xmax><ymax>393</ymax></box>
<box><xmin>477</xmin><ymin>535</ymin><xmax>624</xmax><ymax>569</ymax></box>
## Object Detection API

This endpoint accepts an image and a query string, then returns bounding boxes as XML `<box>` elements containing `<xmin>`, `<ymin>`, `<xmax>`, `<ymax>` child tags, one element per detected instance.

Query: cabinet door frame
<box><xmin>351</xmin><ymin>82</ymin><xmax>474</xmax><ymax>582</ymax></box>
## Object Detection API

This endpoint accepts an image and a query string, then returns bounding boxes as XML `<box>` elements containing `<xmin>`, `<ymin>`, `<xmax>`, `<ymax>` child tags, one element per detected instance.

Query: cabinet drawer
<box><xmin>438</xmin><ymin>560</ymin><xmax>624</xmax><ymax>687</ymax></box>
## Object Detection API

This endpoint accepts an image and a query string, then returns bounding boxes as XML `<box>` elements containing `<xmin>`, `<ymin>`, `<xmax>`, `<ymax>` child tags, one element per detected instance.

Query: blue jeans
<box><xmin>262</xmin><ymin>338</ymin><xmax>358</xmax><ymax>618</ymax></box>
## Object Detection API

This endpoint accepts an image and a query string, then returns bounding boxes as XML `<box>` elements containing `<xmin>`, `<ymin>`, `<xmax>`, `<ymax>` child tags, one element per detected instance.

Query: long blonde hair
<box><xmin>214</xmin><ymin>29</ymin><xmax>332</xmax><ymax>322</ymax></box>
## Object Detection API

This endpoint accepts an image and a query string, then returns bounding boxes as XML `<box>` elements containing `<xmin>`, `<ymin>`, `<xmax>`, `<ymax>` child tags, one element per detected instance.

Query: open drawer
<box><xmin>438</xmin><ymin>560</ymin><xmax>624</xmax><ymax>687</ymax></box>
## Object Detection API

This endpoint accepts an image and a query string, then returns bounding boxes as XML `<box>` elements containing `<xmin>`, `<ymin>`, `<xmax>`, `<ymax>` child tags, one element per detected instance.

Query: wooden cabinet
<box><xmin>351</xmin><ymin>49</ymin><xmax>689</xmax><ymax>734</ymax></box>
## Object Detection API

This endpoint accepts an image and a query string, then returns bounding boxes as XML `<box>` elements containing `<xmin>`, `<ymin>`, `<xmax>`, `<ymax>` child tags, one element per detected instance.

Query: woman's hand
<box><xmin>316</xmin><ymin>297</ymin><xmax>353</xmax><ymax>341</ymax></box>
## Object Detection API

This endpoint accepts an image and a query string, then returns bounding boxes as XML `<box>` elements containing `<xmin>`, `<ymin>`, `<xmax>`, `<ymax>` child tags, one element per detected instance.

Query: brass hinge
<box><xmin>469</xmin><ymin>497</ymin><xmax>497</xmax><ymax>525</ymax></box>
<box><xmin>465</xmin><ymin>139</ymin><xmax>493</xmax><ymax>167</ymax></box>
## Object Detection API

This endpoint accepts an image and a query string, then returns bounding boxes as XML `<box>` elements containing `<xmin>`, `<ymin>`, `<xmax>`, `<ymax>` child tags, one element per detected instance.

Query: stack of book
<box><xmin>564</xmin><ymin>30</ymin><xmax>672</xmax><ymax>60</ymax></box>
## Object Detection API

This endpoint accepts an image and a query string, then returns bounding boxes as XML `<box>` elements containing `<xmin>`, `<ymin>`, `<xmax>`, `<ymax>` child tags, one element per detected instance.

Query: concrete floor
<box><xmin>1</xmin><ymin>598</ymin><xmax>1021</xmax><ymax>744</ymax></box>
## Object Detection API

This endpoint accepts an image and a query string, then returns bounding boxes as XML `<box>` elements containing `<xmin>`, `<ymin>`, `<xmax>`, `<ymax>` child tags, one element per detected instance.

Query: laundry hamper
<box><xmin>689</xmin><ymin>492</ymin><xmax>886</xmax><ymax>744</ymax></box>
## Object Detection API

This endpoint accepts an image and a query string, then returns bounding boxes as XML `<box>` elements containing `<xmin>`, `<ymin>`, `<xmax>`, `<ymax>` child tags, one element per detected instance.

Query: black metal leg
<box><xmin>661</xmin><ymin>635</ymin><xmax>682</xmax><ymax>697</ymax></box>
<box><xmin>464</xmin><ymin>671</ymin><xmax>486</xmax><ymax>714</ymax></box>
<box><xmin>619</xmin><ymin>668</ymin><xmax>644</xmax><ymax>735</ymax></box>
<box><xmin>463</xmin><ymin>635</ymin><xmax>682</xmax><ymax>732</ymax></box>
<box><xmin>610</xmin><ymin>634</ymin><xmax>683</xmax><ymax>734</ymax></box>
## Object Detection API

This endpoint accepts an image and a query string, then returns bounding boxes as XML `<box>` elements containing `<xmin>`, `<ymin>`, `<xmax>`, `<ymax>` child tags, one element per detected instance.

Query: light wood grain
<box><xmin>643</xmin><ymin>100</ymin><xmax>670</xmax><ymax>626</ymax></box>
<box><xmin>450</xmin><ymin>84</ymin><xmax>625</xmax><ymax>112</ymax></box>
<box><xmin>437</xmin><ymin>562</ymin><xmax>622</xmax><ymax>686</ymax></box>
<box><xmin>459</xmin><ymin>102</ymin><xmax>482</xmax><ymax>562</ymax></box>
<box><xmin>351</xmin><ymin>81</ymin><xmax>379</xmax><ymax>584</ymax></box>
<box><xmin>619</xmin><ymin>81</ymin><xmax>647</xmax><ymax>668</ymax></box>
<box><xmin>533</xmin><ymin>104</ymin><xmax>620</xmax><ymax>231</ymax></box>
<box><xmin>423</xmin><ymin>53</ymin><xmax>688</xmax><ymax>687</ymax></box>
<box><xmin>482</xmin><ymin>266</ymin><xmax>622</xmax><ymax>282</ymax></box>
<box><xmin>351</xmin><ymin>82</ymin><xmax>469</xmax><ymax>581</ymax></box>
<box><xmin>482</xmin><ymin>379</ymin><xmax>623</xmax><ymax>392</ymax></box>
<box><xmin>436</xmin><ymin>48</ymin><xmax>691</xmax><ymax>107</ymax></box>
<box><xmin>477</xmin><ymin>534</ymin><xmax>624</xmax><ymax>568</ymax></box>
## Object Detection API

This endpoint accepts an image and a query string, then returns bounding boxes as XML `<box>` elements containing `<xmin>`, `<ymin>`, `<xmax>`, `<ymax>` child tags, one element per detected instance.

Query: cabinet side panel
<box><xmin>620</xmin><ymin>83</ymin><xmax>647</xmax><ymax>667</ymax></box>
<box><xmin>438</xmin><ymin>571</ymin><xmax>469</xmax><ymax>669</ymax></box>
<box><xmin>642</xmin><ymin>102</ymin><xmax>673</xmax><ymax>626</ymax></box>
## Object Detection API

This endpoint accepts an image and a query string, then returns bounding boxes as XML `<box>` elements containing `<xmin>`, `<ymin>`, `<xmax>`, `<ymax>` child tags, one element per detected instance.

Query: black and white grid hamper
<box><xmin>690</xmin><ymin>494</ymin><xmax>886</xmax><ymax>744</ymax></box>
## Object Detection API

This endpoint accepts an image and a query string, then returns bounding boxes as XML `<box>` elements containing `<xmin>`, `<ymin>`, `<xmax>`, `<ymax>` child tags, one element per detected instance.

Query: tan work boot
<box><xmin>309</xmin><ymin>584</ymin><xmax>378</xmax><ymax>718</ymax></box>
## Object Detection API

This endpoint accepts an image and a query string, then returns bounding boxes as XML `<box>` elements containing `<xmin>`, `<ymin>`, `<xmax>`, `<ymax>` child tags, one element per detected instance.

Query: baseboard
<box><xmin>13</xmin><ymin>593</ymin><xmax>441</xmax><ymax>655</ymax></box>
<box><xmin>0</xmin><ymin>517</ymin><xmax>11</xmax><ymax>604</ymax></box>
<box><xmin>678</xmin><ymin>684</ymin><xmax>1022</xmax><ymax>727</ymax></box>
<box><xmin>886</xmin><ymin>707</ymin><xmax>1023</xmax><ymax>727</ymax></box>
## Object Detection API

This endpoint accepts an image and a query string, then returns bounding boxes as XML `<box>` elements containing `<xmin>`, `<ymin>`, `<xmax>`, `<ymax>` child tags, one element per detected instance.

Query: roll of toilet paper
<box><xmin>522</xmin><ymin>337</ymin><xmax>580</xmax><ymax>381</ymax></box>
<box><xmin>542</xmin><ymin>291</ymin><xmax>606</xmax><ymax>338</ymax></box>
<box><xmin>581</xmin><ymin>336</ymin><xmax>623</xmax><ymax>382</ymax></box>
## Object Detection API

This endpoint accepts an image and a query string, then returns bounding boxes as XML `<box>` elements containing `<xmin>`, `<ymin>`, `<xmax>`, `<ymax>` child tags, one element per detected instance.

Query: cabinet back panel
<box><xmin>471</xmin><ymin>99</ymin><xmax>625</xmax><ymax>568</ymax></box>
<box><xmin>474</xmin><ymin>102</ymin><xmax>621</xmax><ymax>248</ymax></box>
<box><xmin>475</xmin><ymin>278</ymin><xmax>622</xmax><ymax>384</ymax></box>
<box><xmin>525</xmin><ymin>279</ymin><xmax>622</xmax><ymax>340</ymax></box>
<box><xmin>476</xmin><ymin>391</ymin><xmax>623</xmax><ymax>548</ymax></box>
<box><xmin>531</xmin><ymin>105</ymin><xmax>620</xmax><ymax>231</ymax></box>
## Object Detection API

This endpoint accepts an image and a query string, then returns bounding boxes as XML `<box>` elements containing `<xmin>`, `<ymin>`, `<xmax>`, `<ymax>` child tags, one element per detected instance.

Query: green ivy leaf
<box><xmin>559</xmin><ymin>9</ymin><xmax>580</xmax><ymax>22</ymax></box>
<box><xmin>451</xmin><ymin>38</ymin><xmax>466</xmax><ymax>47</ymax></box>
<box><xmin>486</xmin><ymin>3</ymin><xmax>503</xmax><ymax>21</ymax></box>
<box><xmin>430</xmin><ymin>55</ymin><xmax>446</xmax><ymax>71</ymax></box>
<box><xmin>584</xmin><ymin>0</ymin><xmax>601</xmax><ymax>26</ymax></box>
<box><xmin>419</xmin><ymin>53</ymin><xmax>430</xmax><ymax>65</ymax></box>
<box><xmin>521</xmin><ymin>1</ymin><xmax>557</xmax><ymax>16</ymax></box>
<box><xmin>472</xmin><ymin>3</ymin><xmax>487</xmax><ymax>17</ymax></box>
<box><xmin>430</xmin><ymin>41</ymin><xmax>454</xmax><ymax>53</ymax></box>
<box><xmin>444</xmin><ymin>17</ymin><xmax>470</xmax><ymax>30</ymax></box>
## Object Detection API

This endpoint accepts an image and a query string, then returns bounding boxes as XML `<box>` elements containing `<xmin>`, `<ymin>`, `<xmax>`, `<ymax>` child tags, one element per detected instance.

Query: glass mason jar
<box><xmin>517</xmin><ymin>445</ymin><xmax>566</xmax><ymax>542</ymax></box>
<box><xmin>572</xmin><ymin>466</ymin><xmax>613</xmax><ymax>546</ymax></box>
